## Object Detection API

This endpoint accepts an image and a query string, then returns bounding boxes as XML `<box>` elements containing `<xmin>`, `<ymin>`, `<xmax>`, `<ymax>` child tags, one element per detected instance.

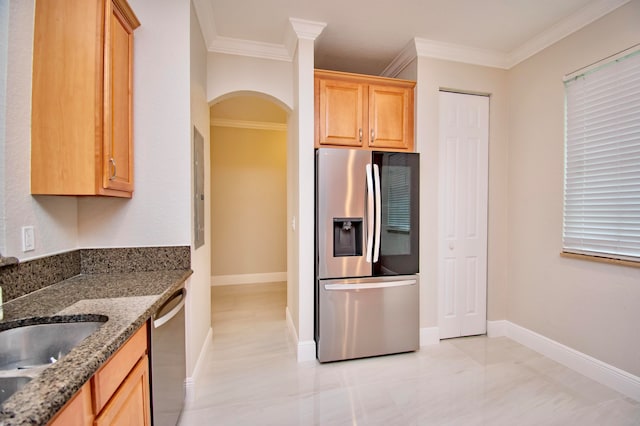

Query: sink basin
<box><xmin>0</xmin><ymin>376</ymin><xmax>32</xmax><ymax>405</ymax></box>
<box><xmin>0</xmin><ymin>316</ymin><xmax>108</xmax><ymax>371</ymax></box>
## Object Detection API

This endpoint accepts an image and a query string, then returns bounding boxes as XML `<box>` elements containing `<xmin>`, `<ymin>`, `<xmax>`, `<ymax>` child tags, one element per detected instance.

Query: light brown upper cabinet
<box><xmin>31</xmin><ymin>0</ymin><xmax>140</xmax><ymax>198</ymax></box>
<box><xmin>314</xmin><ymin>69</ymin><xmax>415</xmax><ymax>151</ymax></box>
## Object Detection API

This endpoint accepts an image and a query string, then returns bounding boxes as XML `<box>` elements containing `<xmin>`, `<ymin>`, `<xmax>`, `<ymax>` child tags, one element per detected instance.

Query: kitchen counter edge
<box><xmin>0</xmin><ymin>268</ymin><xmax>192</xmax><ymax>425</ymax></box>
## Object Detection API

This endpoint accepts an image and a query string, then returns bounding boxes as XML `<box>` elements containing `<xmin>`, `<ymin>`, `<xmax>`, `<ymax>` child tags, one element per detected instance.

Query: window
<box><xmin>563</xmin><ymin>47</ymin><xmax>640</xmax><ymax>263</ymax></box>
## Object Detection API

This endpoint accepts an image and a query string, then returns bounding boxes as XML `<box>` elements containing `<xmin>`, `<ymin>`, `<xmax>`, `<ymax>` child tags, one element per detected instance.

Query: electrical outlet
<box><xmin>22</xmin><ymin>226</ymin><xmax>35</xmax><ymax>252</ymax></box>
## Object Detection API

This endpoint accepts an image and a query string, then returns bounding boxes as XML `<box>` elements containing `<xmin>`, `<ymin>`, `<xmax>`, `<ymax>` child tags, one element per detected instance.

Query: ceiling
<box><xmin>193</xmin><ymin>0</ymin><xmax>630</xmax><ymax>75</ymax></box>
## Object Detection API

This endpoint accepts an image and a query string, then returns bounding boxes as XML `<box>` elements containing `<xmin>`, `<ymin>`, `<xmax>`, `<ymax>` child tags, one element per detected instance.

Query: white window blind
<box><xmin>386</xmin><ymin>164</ymin><xmax>411</xmax><ymax>232</ymax></box>
<box><xmin>563</xmin><ymin>48</ymin><xmax>640</xmax><ymax>262</ymax></box>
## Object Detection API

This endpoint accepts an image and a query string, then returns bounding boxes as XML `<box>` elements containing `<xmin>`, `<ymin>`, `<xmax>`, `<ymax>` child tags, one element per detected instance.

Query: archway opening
<box><xmin>208</xmin><ymin>92</ymin><xmax>290</xmax><ymax>355</ymax></box>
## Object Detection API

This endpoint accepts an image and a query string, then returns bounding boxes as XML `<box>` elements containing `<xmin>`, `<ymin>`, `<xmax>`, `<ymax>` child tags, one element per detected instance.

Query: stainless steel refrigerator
<box><xmin>315</xmin><ymin>148</ymin><xmax>419</xmax><ymax>362</ymax></box>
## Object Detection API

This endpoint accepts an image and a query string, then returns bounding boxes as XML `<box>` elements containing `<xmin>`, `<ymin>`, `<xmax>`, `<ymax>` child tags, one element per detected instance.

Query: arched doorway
<box><xmin>208</xmin><ymin>92</ymin><xmax>291</xmax><ymax>356</ymax></box>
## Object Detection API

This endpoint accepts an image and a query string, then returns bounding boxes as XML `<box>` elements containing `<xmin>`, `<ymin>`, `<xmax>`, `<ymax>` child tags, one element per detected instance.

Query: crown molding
<box><xmin>381</xmin><ymin>40</ymin><xmax>418</xmax><ymax>77</ymax></box>
<box><xmin>192</xmin><ymin>0</ymin><xmax>217</xmax><ymax>49</ymax></box>
<box><xmin>507</xmin><ymin>0</ymin><xmax>632</xmax><ymax>67</ymax></box>
<box><xmin>414</xmin><ymin>38</ymin><xmax>511</xmax><ymax>69</ymax></box>
<box><xmin>289</xmin><ymin>18</ymin><xmax>327</xmax><ymax>40</ymax></box>
<box><xmin>286</xmin><ymin>18</ymin><xmax>327</xmax><ymax>57</ymax></box>
<box><xmin>193</xmin><ymin>5</ymin><xmax>327</xmax><ymax>63</ymax></box>
<box><xmin>209</xmin><ymin>36</ymin><xmax>291</xmax><ymax>62</ymax></box>
<box><xmin>197</xmin><ymin>0</ymin><xmax>630</xmax><ymax>70</ymax></box>
<box><xmin>211</xmin><ymin>118</ymin><xmax>287</xmax><ymax>131</ymax></box>
<box><xmin>384</xmin><ymin>0</ymin><xmax>631</xmax><ymax>72</ymax></box>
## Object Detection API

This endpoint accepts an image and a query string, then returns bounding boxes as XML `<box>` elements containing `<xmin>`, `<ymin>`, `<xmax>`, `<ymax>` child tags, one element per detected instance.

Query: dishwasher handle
<box><xmin>153</xmin><ymin>287</ymin><xmax>186</xmax><ymax>329</ymax></box>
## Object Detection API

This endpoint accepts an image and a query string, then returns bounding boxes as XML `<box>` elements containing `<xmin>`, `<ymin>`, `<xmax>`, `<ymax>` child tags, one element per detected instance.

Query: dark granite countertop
<box><xmin>0</xmin><ymin>269</ymin><xmax>192</xmax><ymax>425</ymax></box>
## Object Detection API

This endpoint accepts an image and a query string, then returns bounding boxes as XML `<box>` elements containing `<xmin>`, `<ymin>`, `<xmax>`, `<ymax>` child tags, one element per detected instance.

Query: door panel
<box><xmin>317</xmin><ymin>275</ymin><xmax>419</xmax><ymax>362</ymax></box>
<box><xmin>438</xmin><ymin>91</ymin><xmax>489</xmax><ymax>339</ymax></box>
<box><xmin>317</xmin><ymin>80</ymin><xmax>365</xmax><ymax>147</ymax></box>
<box><xmin>368</xmin><ymin>85</ymin><xmax>412</xmax><ymax>150</ymax></box>
<box><xmin>103</xmin><ymin>1</ymin><xmax>134</xmax><ymax>192</ymax></box>
<box><xmin>316</xmin><ymin>149</ymin><xmax>371</xmax><ymax>279</ymax></box>
<box><xmin>373</xmin><ymin>151</ymin><xmax>420</xmax><ymax>276</ymax></box>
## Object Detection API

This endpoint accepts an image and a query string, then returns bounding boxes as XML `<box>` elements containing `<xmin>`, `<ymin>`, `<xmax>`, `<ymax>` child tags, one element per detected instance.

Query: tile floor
<box><xmin>179</xmin><ymin>282</ymin><xmax>640</xmax><ymax>425</ymax></box>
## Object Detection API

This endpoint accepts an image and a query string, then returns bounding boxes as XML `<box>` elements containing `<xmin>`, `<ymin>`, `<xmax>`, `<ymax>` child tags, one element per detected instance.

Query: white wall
<box><xmin>206</xmin><ymin>40</ymin><xmax>316</xmax><ymax>359</ymax></box>
<box><xmin>3</xmin><ymin>0</ymin><xmax>78</xmax><ymax>261</ymax></box>
<box><xmin>290</xmin><ymin>37</ymin><xmax>316</xmax><ymax>358</ymax></box>
<box><xmin>205</xmin><ymin>52</ymin><xmax>316</xmax><ymax>349</ymax></box>
<box><xmin>207</xmin><ymin>53</ymin><xmax>293</xmax><ymax>111</ymax></box>
<box><xmin>78</xmin><ymin>0</ymin><xmax>192</xmax><ymax>249</ymax></box>
<box><xmin>286</xmin><ymin>76</ymin><xmax>300</xmax><ymax>337</ymax></box>
<box><xmin>0</xmin><ymin>0</ymin><xmax>9</xmax><ymax>255</ymax></box>
<box><xmin>188</xmin><ymin>0</ymin><xmax>212</xmax><ymax>381</ymax></box>
<box><xmin>507</xmin><ymin>1</ymin><xmax>640</xmax><ymax>376</ymax></box>
<box><xmin>2</xmin><ymin>0</ymin><xmax>193</xmax><ymax>259</ymax></box>
<box><xmin>2</xmin><ymin>0</ymin><xmax>209</xmax><ymax>386</ymax></box>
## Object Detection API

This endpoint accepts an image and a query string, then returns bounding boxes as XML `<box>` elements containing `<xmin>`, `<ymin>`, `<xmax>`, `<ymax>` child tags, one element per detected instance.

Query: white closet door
<box><xmin>438</xmin><ymin>91</ymin><xmax>489</xmax><ymax>339</ymax></box>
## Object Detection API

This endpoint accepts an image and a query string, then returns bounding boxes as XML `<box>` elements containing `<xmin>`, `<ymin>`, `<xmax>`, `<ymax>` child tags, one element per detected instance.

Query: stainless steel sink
<box><xmin>0</xmin><ymin>316</ymin><xmax>107</xmax><ymax>406</ymax></box>
<box><xmin>0</xmin><ymin>317</ymin><xmax>107</xmax><ymax>371</ymax></box>
<box><xmin>0</xmin><ymin>376</ymin><xmax>32</xmax><ymax>405</ymax></box>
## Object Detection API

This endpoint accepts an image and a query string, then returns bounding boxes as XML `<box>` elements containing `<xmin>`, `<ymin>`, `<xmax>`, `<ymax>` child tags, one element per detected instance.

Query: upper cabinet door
<box><xmin>314</xmin><ymin>69</ymin><xmax>415</xmax><ymax>152</ymax></box>
<box><xmin>316</xmin><ymin>78</ymin><xmax>366</xmax><ymax>147</ymax></box>
<box><xmin>31</xmin><ymin>0</ymin><xmax>139</xmax><ymax>198</ymax></box>
<box><xmin>368</xmin><ymin>84</ymin><xmax>413</xmax><ymax>151</ymax></box>
<box><xmin>103</xmin><ymin>0</ymin><xmax>136</xmax><ymax>193</ymax></box>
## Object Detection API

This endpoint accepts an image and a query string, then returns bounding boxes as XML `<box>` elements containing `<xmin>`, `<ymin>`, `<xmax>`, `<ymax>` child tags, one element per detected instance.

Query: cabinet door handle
<box><xmin>109</xmin><ymin>158</ymin><xmax>116</xmax><ymax>180</ymax></box>
<box><xmin>359</xmin><ymin>128</ymin><xmax>363</xmax><ymax>142</ymax></box>
<box><xmin>371</xmin><ymin>129</ymin><xmax>375</xmax><ymax>142</ymax></box>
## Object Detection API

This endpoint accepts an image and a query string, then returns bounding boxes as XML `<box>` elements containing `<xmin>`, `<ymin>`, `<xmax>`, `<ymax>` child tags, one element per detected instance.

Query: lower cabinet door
<box><xmin>48</xmin><ymin>383</ymin><xmax>93</xmax><ymax>426</ymax></box>
<box><xmin>94</xmin><ymin>356</ymin><xmax>151</xmax><ymax>426</ymax></box>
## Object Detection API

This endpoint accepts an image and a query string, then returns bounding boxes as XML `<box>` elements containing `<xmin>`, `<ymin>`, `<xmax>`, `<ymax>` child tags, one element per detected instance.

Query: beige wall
<box><xmin>507</xmin><ymin>1</ymin><xmax>640</xmax><ymax>376</ymax></box>
<box><xmin>210</xmin><ymin>126</ymin><xmax>287</xmax><ymax>277</ymax></box>
<box><xmin>403</xmin><ymin>57</ymin><xmax>509</xmax><ymax>329</ymax></box>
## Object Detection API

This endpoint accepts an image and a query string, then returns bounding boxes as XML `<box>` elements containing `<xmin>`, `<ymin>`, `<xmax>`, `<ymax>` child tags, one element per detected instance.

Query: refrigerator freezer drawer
<box><xmin>316</xmin><ymin>275</ymin><xmax>419</xmax><ymax>363</ymax></box>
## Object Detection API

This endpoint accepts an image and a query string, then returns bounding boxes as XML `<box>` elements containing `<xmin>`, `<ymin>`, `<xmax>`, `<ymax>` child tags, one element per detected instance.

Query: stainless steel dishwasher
<box><xmin>150</xmin><ymin>284</ymin><xmax>186</xmax><ymax>426</ymax></box>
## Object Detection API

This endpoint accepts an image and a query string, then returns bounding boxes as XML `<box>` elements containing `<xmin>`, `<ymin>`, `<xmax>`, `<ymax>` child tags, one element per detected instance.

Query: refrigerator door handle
<box><xmin>324</xmin><ymin>279</ymin><xmax>417</xmax><ymax>291</ymax></box>
<box><xmin>373</xmin><ymin>163</ymin><xmax>382</xmax><ymax>263</ymax></box>
<box><xmin>365</xmin><ymin>163</ymin><xmax>375</xmax><ymax>263</ymax></box>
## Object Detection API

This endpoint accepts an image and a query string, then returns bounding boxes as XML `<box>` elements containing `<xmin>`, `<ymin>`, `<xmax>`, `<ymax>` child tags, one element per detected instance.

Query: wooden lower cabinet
<box><xmin>48</xmin><ymin>324</ymin><xmax>150</xmax><ymax>426</ymax></box>
<box><xmin>94</xmin><ymin>356</ymin><xmax>150</xmax><ymax>426</ymax></box>
<box><xmin>49</xmin><ymin>383</ymin><xmax>94</xmax><ymax>426</ymax></box>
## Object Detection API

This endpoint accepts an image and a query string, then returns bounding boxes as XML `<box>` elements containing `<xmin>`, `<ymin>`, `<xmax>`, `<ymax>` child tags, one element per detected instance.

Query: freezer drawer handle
<box><xmin>324</xmin><ymin>279</ymin><xmax>417</xmax><ymax>291</ymax></box>
<box><xmin>153</xmin><ymin>288</ymin><xmax>186</xmax><ymax>329</ymax></box>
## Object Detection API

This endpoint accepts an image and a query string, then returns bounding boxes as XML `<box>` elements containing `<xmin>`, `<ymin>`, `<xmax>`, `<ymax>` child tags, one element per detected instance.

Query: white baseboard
<box><xmin>285</xmin><ymin>306</ymin><xmax>297</xmax><ymax>343</ymax></box>
<box><xmin>184</xmin><ymin>326</ymin><xmax>213</xmax><ymax>404</ymax></box>
<box><xmin>297</xmin><ymin>340</ymin><xmax>317</xmax><ymax>362</ymax></box>
<box><xmin>499</xmin><ymin>321</ymin><xmax>640</xmax><ymax>402</ymax></box>
<box><xmin>211</xmin><ymin>272</ymin><xmax>287</xmax><ymax>286</ymax></box>
<box><xmin>487</xmin><ymin>320</ymin><xmax>507</xmax><ymax>337</ymax></box>
<box><xmin>420</xmin><ymin>327</ymin><xmax>440</xmax><ymax>346</ymax></box>
<box><xmin>286</xmin><ymin>306</ymin><xmax>317</xmax><ymax>362</ymax></box>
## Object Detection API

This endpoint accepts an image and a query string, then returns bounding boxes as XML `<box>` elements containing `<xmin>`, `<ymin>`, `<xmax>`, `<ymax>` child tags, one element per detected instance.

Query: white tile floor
<box><xmin>179</xmin><ymin>282</ymin><xmax>640</xmax><ymax>425</ymax></box>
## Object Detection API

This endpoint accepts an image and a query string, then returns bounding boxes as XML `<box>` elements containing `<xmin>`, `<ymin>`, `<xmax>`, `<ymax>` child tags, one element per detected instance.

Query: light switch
<box><xmin>22</xmin><ymin>226</ymin><xmax>35</xmax><ymax>252</ymax></box>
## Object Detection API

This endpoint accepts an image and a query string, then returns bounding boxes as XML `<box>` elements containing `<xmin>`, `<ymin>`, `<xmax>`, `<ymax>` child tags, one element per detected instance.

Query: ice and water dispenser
<box><xmin>333</xmin><ymin>218</ymin><xmax>363</xmax><ymax>257</ymax></box>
